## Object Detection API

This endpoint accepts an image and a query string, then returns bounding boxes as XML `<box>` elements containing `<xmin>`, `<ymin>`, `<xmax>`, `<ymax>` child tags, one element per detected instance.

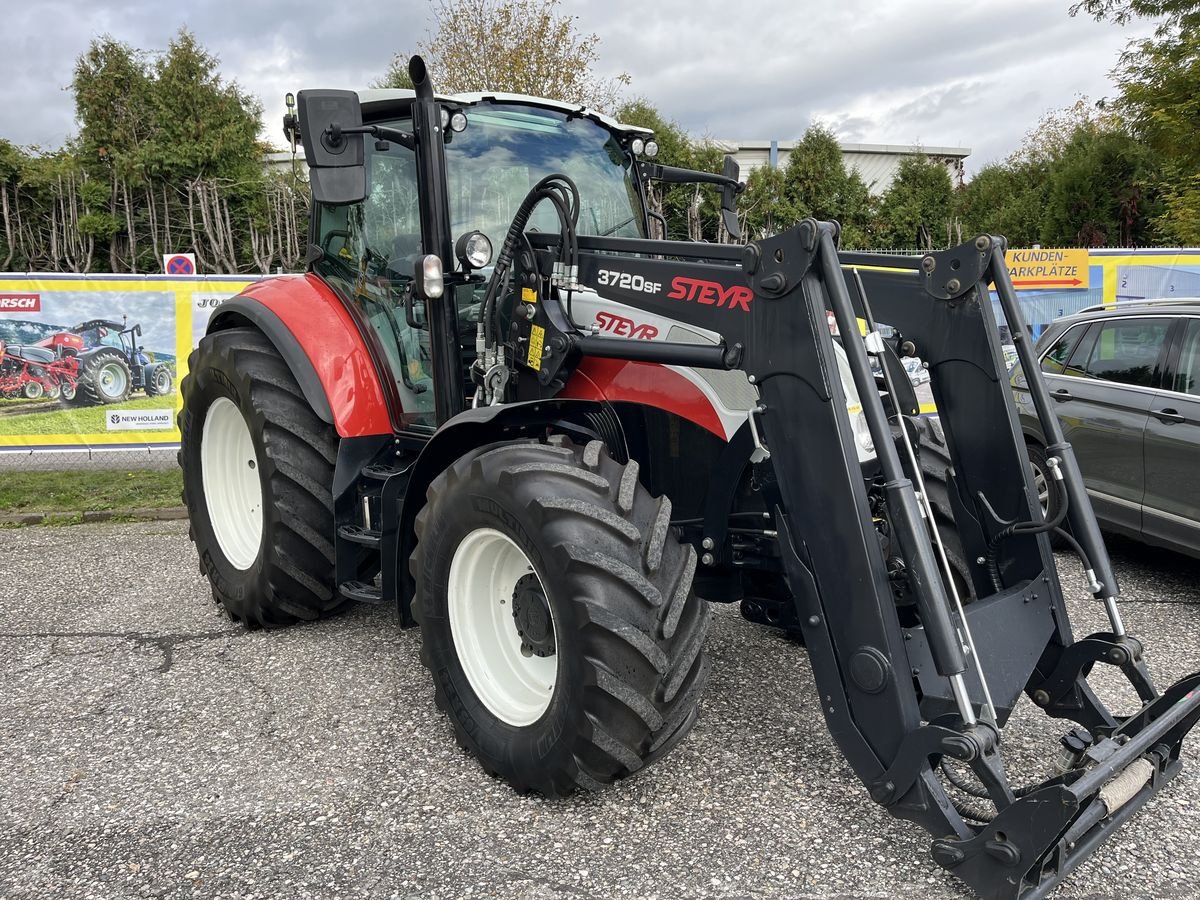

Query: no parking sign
<box><xmin>163</xmin><ymin>253</ymin><xmax>196</xmax><ymax>275</ymax></box>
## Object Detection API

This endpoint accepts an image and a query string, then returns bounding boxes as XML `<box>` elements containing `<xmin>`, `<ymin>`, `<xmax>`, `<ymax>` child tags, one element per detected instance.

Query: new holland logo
<box><xmin>0</xmin><ymin>293</ymin><xmax>40</xmax><ymax>312</ymax></box>
<box><xmin>106</xmin><ymin>409</ymin><xmax>174</xmax><ymax>431</ymax></box>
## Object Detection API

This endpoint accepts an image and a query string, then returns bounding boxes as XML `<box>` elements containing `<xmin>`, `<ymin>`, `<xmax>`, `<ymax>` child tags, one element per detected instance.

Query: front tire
<box><xmin>146</xmin><ymin>364</ymin><xmax>173</xmax><ymax>396</ymax></box>
<box><xmin>179</xmin><ymin>327</ymin><xmax>346</xmax><ymax>627</ymax></box>
<box><xmin>412</xmin><ymin>437</ymin><xmax>711</xmax><ymax>796</ymax></box>
<box><xmin>914</xmin><ymin>417</ymin><xmax>974</xmax><ymax>600</ymax></box>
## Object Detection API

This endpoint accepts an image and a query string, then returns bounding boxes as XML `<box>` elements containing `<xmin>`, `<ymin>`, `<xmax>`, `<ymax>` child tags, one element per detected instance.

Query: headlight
<box><xmin>645</xmin><ymin>140</ymin><xmax>659</xmax><ymax>158</ymax></box>
<box><xmin>450</xmin><ymin>111</ymin><xmax>468</xmax><ymax>132</ymax></box>
<box><xmin>440</xmin><ymin>108</ymin><xmax>450</xmax><ymax>129</ymax></box>
<box><xmin>630</xmin><ymin>138</ymin><xmax>645</xmax><ymax>156</ymax></box>
<box><xmin>455</xmin><ymin>231</ymin><xmax>493</xmax><ymax>270</ymax></box>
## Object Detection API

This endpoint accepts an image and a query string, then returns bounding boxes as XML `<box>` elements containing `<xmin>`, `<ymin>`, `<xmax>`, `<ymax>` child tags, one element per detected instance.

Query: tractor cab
<box><xmin>302</xmin><ymin>89</ymin><xmax>657</xmax><ymax>429</ymax></box>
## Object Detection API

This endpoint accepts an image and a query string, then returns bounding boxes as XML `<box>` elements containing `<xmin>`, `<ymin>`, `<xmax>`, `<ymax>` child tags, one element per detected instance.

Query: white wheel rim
<box><xmin>99</xmin><ymin>362</ymin><xmax>127</xmax><ymax>397</ymax></box>
<box><xmin>201</xmin><ymin>396</ymin><xmax>264</xmax><ymax>570</ymax></box>
<box><xmin>448</xmin><ymin>528</ymin><xmax>557</xmax><ymax>726</ymax></box>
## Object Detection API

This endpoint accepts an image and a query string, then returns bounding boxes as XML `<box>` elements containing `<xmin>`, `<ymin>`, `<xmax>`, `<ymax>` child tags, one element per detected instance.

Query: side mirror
<box><xmin>719</xmin><ymin>155</ymin><xmax>742</xmax><ymax>241</ymax></box>
<box><xmin>296</xmin><ymin>89</ymin><xmax>367</xmax><ymax>205</ymax></box>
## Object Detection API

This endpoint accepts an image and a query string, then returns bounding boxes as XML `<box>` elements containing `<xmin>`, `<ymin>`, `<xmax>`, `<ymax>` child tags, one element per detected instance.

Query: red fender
<box><xmin>229</xmin><ymin>275</ymin><xmax>391</xmax><ymax>438</ymax></box>
<box><xmin>562</xmin><ymin>356</ymin><xmax>726</xmax><ymax>439</ymax></box>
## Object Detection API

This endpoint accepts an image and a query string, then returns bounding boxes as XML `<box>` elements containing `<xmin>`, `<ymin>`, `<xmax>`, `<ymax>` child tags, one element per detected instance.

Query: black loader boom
<box><xmin>491</xmin><ymin>216</ymin><xmax>1200</xmax><ymax>899</ymax></box>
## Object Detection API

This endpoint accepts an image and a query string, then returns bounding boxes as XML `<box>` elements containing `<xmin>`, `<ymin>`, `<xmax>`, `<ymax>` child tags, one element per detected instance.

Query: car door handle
<box><xmin>1051</xmin><ymin>388</ymin><xmax>1073</xmax><ymax>401</ymax></box>
<box><xmin>1152</xmin><ymin>407</ymin><xmax>1186</xmax><ymax>424</ymax></box>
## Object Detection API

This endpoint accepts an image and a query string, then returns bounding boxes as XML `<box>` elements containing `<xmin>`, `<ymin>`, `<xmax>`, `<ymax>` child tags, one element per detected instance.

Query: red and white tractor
<box><xmin>178</xmin><ymin>57</ymin><xmax>1200</xmax><ymax>900</ymax></box>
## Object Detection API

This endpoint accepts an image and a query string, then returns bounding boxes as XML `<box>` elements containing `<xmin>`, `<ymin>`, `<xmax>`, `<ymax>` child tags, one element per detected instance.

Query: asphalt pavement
<box><xmin>1</xmin><ymin>522</ymin><xmax>1198</xmax><ymax>900</ymax></box>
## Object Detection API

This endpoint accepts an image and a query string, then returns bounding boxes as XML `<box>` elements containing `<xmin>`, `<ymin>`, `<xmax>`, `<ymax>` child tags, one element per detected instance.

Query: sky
<box><xmin>0</xmin><ymin>0</ymin><xmax>1161</xmax><ymax>174</ymax></box>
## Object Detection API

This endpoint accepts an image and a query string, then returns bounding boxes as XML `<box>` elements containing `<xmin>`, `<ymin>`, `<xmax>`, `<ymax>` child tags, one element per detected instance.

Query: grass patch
<box><xmin>0</xmin><ymin>392</ymin><xmax>178</xmax><ymax>436</ymax></box>
<box><xmin>0</xmin><ymin>467</ymin><xmax>183</xmax><ymax>514</ymax></box>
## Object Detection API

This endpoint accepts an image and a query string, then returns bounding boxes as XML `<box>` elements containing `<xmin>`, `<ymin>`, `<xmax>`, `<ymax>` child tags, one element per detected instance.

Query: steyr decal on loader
<box><xmin>667</xmin><ymin>276</ymin><xmax>753</xmax><ymax>311</ymax></box>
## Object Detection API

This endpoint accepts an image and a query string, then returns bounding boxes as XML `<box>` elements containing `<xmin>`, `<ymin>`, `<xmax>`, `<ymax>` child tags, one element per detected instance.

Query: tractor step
<box><xmin>337</xmin><ymin>523</ymin><xmax>382</xmax><ymax>547</ymax></box>
<box><xmin>339</xmin><ymin>580</ymin><xmax>384</xmax><ymax>604</ymax></box>
<box><xmin>362</xmin><ymin>463</ymin><xmax>406</xmax><ymax>481</ymax></box>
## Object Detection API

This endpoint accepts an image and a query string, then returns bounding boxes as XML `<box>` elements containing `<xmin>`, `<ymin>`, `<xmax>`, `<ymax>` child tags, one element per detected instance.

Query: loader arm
<box><xmin>497</xmin><ymin>220</ymin><xmax>1200</xmax><ymax>899</ymax></box>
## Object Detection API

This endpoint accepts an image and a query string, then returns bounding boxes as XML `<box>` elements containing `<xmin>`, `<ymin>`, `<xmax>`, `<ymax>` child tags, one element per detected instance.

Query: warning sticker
<box><xmin>522</xmin><ymin>287</ymin><xmax>537</xmax><ymax>304</ymax></box>
<box><xmin>527</xmin><ymin>324</ymin><xmax>545</xmax><ymax>370</ymax></box>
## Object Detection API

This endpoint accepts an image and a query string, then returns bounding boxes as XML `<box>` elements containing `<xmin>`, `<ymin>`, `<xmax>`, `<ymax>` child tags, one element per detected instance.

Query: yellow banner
<box><xmin>0</xmin><ymin>275</ymin><xmax>256</xmax><ymax>449</ymax></box>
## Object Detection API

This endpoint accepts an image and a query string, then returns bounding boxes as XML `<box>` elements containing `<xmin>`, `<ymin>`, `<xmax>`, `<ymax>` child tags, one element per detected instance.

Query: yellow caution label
<box><xmin>522</xmin><ymin>286</ymin><xmax>537</xmax><ymax>304</ymax></box>
<box><xmin>527</xmin><ymin>324</ymin><xmax>545</xmax><ymax>370</ymax></box>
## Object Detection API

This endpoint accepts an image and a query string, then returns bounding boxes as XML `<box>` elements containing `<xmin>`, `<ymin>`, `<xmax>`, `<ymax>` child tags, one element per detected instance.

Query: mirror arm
<box><xmin>326</xmin><ymin>123</ymin><xmax>416</xmax><ymax>152</ymax></box>
<box><xmin>639</xmin><ymin>162</ymin><xmax>742</xmax><ymax>192</ymax></box>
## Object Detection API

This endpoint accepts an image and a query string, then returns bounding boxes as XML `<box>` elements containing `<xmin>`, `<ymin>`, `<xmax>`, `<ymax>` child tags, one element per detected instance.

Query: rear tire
<box><xmin>179</xmin><ymin>327</ymin><xmax>346</xmax><ymax>627</ymax></box>
<box><xmin>412</xmin><ymin>437</ymin><xmax>711</xmax><ymax>796</ymax></box>
<box><xmin>80</xmin><ymin>352</ymin><xmax>132</xmax><ymax>404</ymax></box>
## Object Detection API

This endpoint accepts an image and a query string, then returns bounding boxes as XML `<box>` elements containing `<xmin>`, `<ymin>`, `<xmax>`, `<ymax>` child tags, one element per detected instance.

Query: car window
<box><xmin>1173</xmin><ymin>318</ymin><xmax>1200</xmax><ymax>396</ymax></box>
<box><xmin>1040</xmin><ymin>325</ymin><xmax>1084</xmax><ymax>374</ymax></box>
<box><xmin>1079</xmin><ymin>318</ymin><xmax>1170</xmax><ymax>388</ymax></box>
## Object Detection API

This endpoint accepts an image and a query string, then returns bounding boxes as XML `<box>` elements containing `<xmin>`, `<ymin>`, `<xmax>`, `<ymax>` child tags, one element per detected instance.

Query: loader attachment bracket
<box><xmin>1029</xmin><ymin>632</ymin><xmax>1157</xmax><ymax>731</ymax></box>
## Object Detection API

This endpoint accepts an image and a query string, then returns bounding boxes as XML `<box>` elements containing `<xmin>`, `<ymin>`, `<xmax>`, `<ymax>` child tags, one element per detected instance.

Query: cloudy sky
<box><xmin>0</xmin><ymin>0</ymin><xmax>1158</xmax><ymax>172</ymax></box>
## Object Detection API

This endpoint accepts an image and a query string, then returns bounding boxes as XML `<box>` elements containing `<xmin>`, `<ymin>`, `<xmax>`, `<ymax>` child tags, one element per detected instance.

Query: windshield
<box><xmin>445</xmin><ymin>104</ymin><xmax>645</xmax><ymax>243</ymax></box>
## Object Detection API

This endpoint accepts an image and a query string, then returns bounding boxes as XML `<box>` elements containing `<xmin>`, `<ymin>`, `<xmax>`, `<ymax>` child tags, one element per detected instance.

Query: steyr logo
<box><xmin>667</xmin><ymin>277</ymin><xmax>753</xmax><ymax>311</ymax></box>
<box><xmin>0</xmin><ymin>293</ymin><xmax>40</xmax><ymax>312</ymax></box>
<box><xmin>594</xmin><ymin>311</ymin><xmax>658</xmax><ymax>340</ymax></box>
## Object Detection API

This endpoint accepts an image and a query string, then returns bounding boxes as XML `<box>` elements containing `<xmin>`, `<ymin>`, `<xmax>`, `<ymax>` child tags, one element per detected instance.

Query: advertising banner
<box><xmin>1</xmin><ymin>250</ymin><xmax>1198</xmax><ymax>454</ymax></box>
<box><xmin>0</xmin><ymin>274</ymin><xmax>257</xmax><ymax>452</ymax></box>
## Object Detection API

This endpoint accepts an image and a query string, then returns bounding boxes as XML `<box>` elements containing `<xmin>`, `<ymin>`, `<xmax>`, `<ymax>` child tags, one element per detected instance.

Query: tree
<box><xmin>1039</xmin><ymin>121</ymin><xmax>1162</xmax><ymax>246</ymax></box>
<box><xmin>1070</xmin><ymin>0</ymin><xmax>1199</xmax><ymax>28</ymax></box>
<box><xmin>0</xmin><ymin>30</ymin><xmax>305</xmax><ymax>274</ymax></box>
<box><xmin>955</xmin><ymin>160</ymin><xmax>1047</xmax><ymax>247</ymax></box>
<box><xmin>378</xmin><ymin>0</ymin><xmax>629</xmax><ymax>110</ymax></box>
<box><xmin>874</xmin><ymin>155</ymin><xmax>956</xmax><ymax>249</ymax></box>
<box><xmin>1072</xmin><ymin>0</ymin><xmax>1200</xmax><ymax>243</ymax></box>
<box><xmin>736</xmin><ymin>126</ymin><xmax>874</xmax><ymax>246</ymax></box>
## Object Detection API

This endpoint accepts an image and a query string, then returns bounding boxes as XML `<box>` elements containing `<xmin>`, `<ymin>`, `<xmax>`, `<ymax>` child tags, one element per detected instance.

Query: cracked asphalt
<box><xmin>1</xmin><ymin>521</ymin><xmax>1198</xmax><ymax>900</ymax></box>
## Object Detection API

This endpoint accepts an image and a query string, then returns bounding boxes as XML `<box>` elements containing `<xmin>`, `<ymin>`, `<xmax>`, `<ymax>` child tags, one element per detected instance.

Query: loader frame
<box><xmin>489</xmin><ymin>219</ymin><xmax>1200</xmax><ymax>899</ymax></box>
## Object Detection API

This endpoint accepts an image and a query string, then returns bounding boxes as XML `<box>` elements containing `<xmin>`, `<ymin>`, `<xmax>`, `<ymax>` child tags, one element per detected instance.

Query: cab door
<box><xmin>1142</xmin><ymin>317</ymin><xmax>1200</xmax><ymax>555</ymax></box>
<box><xmin>313</xmin><ymin>133</ymin><xmax>441</xmax><ymax>431</ymax></box>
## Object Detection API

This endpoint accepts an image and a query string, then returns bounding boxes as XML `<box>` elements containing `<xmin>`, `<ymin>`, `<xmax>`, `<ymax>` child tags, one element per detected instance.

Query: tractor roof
<box><xmin>70</xmin><ymin>319</ymin><xmax>125</xmax><ymax>331</ymax></box>
<box><xmin>356</xmin><ymin>89</ymin><xmax>653</xmax><ymax>138</ymax></box>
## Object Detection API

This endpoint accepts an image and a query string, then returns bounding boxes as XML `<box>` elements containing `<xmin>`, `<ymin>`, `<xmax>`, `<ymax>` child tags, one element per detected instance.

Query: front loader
<box><xmin>177</xmin><ymin>56</ymin><xmax>1199</xmax><ymax>899</ymax></box>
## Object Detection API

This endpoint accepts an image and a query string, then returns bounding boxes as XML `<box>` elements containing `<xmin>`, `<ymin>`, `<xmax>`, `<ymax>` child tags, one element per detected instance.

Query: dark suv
<box><xmin>1012</xmin><ymin>299</ymin><xmax>1200</xmax><ymax>559</ymax></box>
